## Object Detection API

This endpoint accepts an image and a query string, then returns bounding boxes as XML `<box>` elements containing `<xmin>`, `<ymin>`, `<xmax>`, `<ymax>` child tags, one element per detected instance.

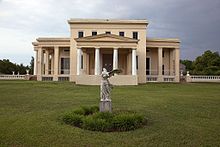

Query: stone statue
<box><xmin>99</xmin><ymin>68</ymin><xmax>122</xmax><ymax>112</ymax></box>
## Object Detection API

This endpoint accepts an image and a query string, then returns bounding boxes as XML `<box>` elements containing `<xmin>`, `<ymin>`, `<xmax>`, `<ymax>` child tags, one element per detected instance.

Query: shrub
<box><xmin>82</xmin><ymin>116</ymin><xmax>111</xmax><ymax>132</ymax></box>
<box><xmin>62</xmin><ymin>106</ymin><xmax>147</xmax><ymax>132</ymax></box>
<box><xmin>92</xmin><ymin>112</ymin><xmax>114</xmax><ymax>121</ymax></box>
<box><xmin>112</xmin><ymin>113</ymin><xmax>145</xmax><ymax>131</ymax></box>
<box><xmin>62</xmin><ymin>113</ymin><xmax>83</xmax><ymax>127</ymax></box>
<box><xmin>81</xmin><ymin>106</ymin><xmax>99</xmax><ymax>115</ymax></box>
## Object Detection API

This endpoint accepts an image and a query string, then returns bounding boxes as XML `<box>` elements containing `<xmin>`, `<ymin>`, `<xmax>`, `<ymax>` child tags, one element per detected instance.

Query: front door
<box><xmin>102</xmin><ymin>54</ymin><xmax>113</xmax><ymax>72</ymax></box>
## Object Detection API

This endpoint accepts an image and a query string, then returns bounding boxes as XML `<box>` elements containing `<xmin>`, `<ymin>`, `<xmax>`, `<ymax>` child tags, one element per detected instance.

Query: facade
<box><xmin>32</xmin><ymin>19</ymin><xmax>180</xmax><ymax>85</ymax></box>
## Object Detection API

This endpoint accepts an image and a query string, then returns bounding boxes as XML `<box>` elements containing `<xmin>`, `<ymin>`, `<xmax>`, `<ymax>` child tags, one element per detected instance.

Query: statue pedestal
<box><xmin>99</xmin><ymin>101</ymin><xmax>112</xmax><ymax>112</ymax></box>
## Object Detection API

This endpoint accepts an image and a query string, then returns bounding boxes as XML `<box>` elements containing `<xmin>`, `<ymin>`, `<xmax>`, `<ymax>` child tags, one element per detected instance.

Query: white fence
<box><xmin>186</xmin><ymin>75</ymin><xmax>220</xmax><ymax>83</ymax></box>
<box><xmin>0</xmin><ymin>75</ymin><xmax>26</xmax><ymax>80</ymax></box>
<box><xmin>146</xmin><ymin>75</ymin><xmax>176</xmax><ymax>82</ymax></box>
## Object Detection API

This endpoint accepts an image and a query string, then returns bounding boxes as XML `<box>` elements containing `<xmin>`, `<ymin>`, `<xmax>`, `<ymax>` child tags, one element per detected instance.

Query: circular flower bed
<box><xmin>62</xmin><ymin>106</ymin><xmax>147</xmax><ymax>132</ymax></box>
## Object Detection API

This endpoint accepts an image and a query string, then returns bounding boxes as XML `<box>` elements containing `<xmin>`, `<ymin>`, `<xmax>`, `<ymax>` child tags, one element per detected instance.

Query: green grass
<box><xmin>0</xmin><ymin>81</ymin><xmax>220</xmax><ymax>147</ymax></box>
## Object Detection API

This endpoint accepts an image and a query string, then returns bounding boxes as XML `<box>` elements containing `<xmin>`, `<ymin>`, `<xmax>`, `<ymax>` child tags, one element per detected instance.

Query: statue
<box><xmin>99</xmin><ymin>68</ymin><xmax>122</xmax><ymax>112</ymax></box>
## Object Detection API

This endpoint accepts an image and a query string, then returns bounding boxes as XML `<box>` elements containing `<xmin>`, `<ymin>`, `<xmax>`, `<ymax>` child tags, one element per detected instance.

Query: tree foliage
<box><xmin>0</xmin><ymin>59</ymin><xmax>30</xmax><ymax>75</ymax></box>
<box><xmin>181</xmin><ymin>50</ymin><xmax>220</xmax><ymax>75</ymax></box>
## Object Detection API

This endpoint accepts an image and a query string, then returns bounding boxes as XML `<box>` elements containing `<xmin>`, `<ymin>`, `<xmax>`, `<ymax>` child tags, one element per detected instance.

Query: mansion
<box><xmin>32</xmin><ymin>19</ymin><xmax>180</xmax><ymax>85</ymax></box>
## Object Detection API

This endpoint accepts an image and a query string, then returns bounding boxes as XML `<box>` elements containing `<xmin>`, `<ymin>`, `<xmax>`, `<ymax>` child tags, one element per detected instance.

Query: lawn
<box><xmin>0</xmin><ymin>81</ymin><xmax>220</xmax><ymax>147</ymax></box>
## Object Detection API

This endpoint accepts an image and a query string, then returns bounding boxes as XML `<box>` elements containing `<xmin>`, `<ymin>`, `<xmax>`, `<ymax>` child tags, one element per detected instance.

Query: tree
<box><xmin>192</xmin><ymin>50</ymin><xmax>220</xmax><ymax>75</ymax></box>
<box><xmin>0</xmin><ymin>59</ymin><xmax>30</xmax><ymax>75</ymax></box>
<box><xmin>29</xmin><ymin>56</ymin><xmax>34</xmax><ymax>75</ymax></box>
<box><xmin>180</xmin><ymin>60</ymin><xmax>193</xmax><ymax>71</ymax></box>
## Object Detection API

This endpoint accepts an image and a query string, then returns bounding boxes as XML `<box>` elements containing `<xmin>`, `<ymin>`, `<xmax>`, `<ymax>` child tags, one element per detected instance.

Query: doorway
<box><xmin>102</xmin><ymin>54</ymin><xmax>113</xmax><ymax>72</ymax></box>
<box><xmin>146</xmin><ymin>57</ymin><xmax>150</xmax><ymax>75</ymax></box>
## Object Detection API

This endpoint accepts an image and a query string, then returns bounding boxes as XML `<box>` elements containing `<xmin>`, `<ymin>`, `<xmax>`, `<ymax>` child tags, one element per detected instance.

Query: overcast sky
<box><xmin>0</xmin><ymin>0</ymin><xmax>220</xmax><ymax>65</ymax></box>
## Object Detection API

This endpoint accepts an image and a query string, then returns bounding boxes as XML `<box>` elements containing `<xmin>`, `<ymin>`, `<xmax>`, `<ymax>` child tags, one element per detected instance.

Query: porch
<box><xmin>74</xmin><ymin>33</ymin><xmax>139</xmax><ymax>85</ymax></box>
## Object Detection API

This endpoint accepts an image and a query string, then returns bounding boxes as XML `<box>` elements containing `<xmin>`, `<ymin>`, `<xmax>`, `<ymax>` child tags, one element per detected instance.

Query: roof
<box><xmin>68</xmin><ymin>18</ymin><xmax>148</xmax><ymax>25</ymax></box>
<box><xmin>146</xmin><ymin>38</ymin><xmax>180</xmax><ymax>43</ymax></box>
<box><xmin>36</xmin><ymin>37</ymin><xmax>70</xmax><ymax>42</ymax></box>
<box><xmin>75</xmin><ymin>33</ymin><xmax>139</xmax><ymax>43</ymax></box>
<box><xmin>32</xmin><ymin>37</ymin><xmax>70</xmax><ymax>46</ymax></box>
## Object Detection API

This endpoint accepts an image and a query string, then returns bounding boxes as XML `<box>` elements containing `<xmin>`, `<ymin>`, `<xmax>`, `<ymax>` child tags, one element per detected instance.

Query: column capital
<box><xmin>113</xmin><ymin>47</ymin><xmax>118</xmax><ymax>50</ymax></box>
<box><xmin>34</xmin><ymin>46</ymin><xmax>41</xmax><ymax>51</ymax></box>
<box><xmin>54</xmin><ymin>46</ymin><xmax>59</xmax><ymax>49</ymax></box>
<box><xmin>94</xmin><ymin>47</ymin><xmax>100</xmax><ymax>49</ymax></box>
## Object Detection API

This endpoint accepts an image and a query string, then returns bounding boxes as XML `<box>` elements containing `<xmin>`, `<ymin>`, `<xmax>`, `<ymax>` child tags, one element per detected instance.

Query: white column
<box><xmin>37</xmin><ymin>47</ymin><xmax>43</xmax><ymax>81</ymax></box>
<box><xmin>132</xmin><ymin>48</ymin><xmax>137</xmax><ymax>75</ymax></box>
<box><xmin>51</xmin><ymin>54</ymin><xmax>54</xmax><ymax>75</ymax></box>
<box><xmin>113</xmin><ymin>48</ymin><xmax>118</xmax><ymax>70</ymax></box>
<box><xmin>54</xmin><ymin>46</ymin><xmax>59</xmax><ymax>81</ymax></box>
<box><xmin>37</xmin><ymin>48</ymin><xmax>42</xmax><ymax>75</ymax></box>
<box><xmin>175</xmin><ymin>48</ymin><xmax>180</xmax><ymax>82</ymax></box>
<box><xmin>34</xmin><ymin>50</ymin><xmax>38</xmax><ymax>75</ymax></box>
<box><xmin>95</xmin><ymin>48</ymin><xmax>100</xmax><ymax>75</ymax></box>
<box><xmin>45</xmin><ymin>50</ymin><xmax>49</xmax><ymax>75</ymax></box>
<box><xmin>77</xmin><ymin>48</ymin><xmax>82</xmax><ymax>75</ymax></box>
<box><xmin>158</xmin><ymin>47</ymin><xmax>163</xmax><ymax>76</ymax></box>
<box><xmin>158</xmin><ymin>47</ymin><xmax>163</xmax><ymax>82</ymax></box>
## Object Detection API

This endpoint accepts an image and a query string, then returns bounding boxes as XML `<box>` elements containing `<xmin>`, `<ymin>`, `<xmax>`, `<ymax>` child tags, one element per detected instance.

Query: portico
<box><xmin>146</xmin><ymin>38</ymin><xmax>180</xmax><ymax>82</ymax></box>
<box><xmin>33</xmin><ymin>38</ymin><xmax>71</xmax><ymax>81</ymax></box>
<box><xmin>74</xmin><ymin>33</ymin><xmax>138</xmax><ymax>85</ymax></box>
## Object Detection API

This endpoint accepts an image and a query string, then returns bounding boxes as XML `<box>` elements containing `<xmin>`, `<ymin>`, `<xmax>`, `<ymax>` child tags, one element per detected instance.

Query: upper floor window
<box><xmin>133</xmin><ymin>32</ymin><xmax>138</xmax><ymax>39</ymax></box>
<box><xmin>119</xmin><ymin>32</ymin><xmax>124</xmax><ymax>37</ymax></box>
<box><xmin>162</xmin><ymin>50</ymin><xmax>165</xmax><ymax>58</ymax></box>
<box><xmin>78</xmin><ymin>31</ymin><xmax>84</xmax><ymax>38</ymax></box>
<box><xmin>106</xmin><ymin>31</ymin><xmax>111</xmax><ymax>34</ymax></box>
<box><xmin>92</xmin><ymin>31</ymin><xmax>97</xmax><ymax>36</ymax></box>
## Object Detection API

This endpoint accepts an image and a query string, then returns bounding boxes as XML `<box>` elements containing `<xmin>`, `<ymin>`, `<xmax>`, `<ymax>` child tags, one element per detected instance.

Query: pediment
<box><xmin>75</xmin><ymin>33</ymin><xmax>138</xmax><ymax>43</ymax></box>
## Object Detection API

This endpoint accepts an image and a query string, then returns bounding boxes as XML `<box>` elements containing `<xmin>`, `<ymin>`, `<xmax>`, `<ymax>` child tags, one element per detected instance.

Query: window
<box><xmin>162</xmin><ymin>65</ymin><xmax>165</xmax><ymax>75</ymax></box>
<box><xmin>119</xmin><ymin>32</ymin><xmax>124</xmax><ymax>37</ymax></box>
<box><xmin>92</xmin><ymin>31</ymin><xmax>97</xmax><ymax>36</ymax></box>
<box><xmin>162</xmin><ymin>50</ymin><xmax>165</xmax><ymax>57</ymax></box>
<box><xmin>105</xmin><ymin>31</ymin><xmax>111</xmax><ymax>34</ymax></box>
<box><xmin>133</xmin><ymin>32</ymin><xmax>138</xmax><ymax>39</ymax></box>
<box><xmin>61</xmin><ymin>58</ymin><xmax>70</xmax><ymax>74</ymax></box>
<box><xmin>81</xmin><ymin>55</ymin><xmax>83</xmax><ymax>69</ymax></box>
<box><xmin>64</xmin><ymin>49</ymin><xmax>70</xmax><ymax>52</ymax></box>
<box><xmin>136</xmin><ymin>56</ymin><xmax>138</xmax><ymax>69</ymax></box>
<box><xmin>78</xmin><ymin>31</ymin><xmax>84</xmax><ymax>38</ymax></box>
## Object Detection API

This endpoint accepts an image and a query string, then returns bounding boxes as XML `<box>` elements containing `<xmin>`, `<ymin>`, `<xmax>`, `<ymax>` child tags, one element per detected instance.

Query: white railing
<box><xmin>0</xmin><ymin>75</ymin><xmax>25</xmax><ymax>80</ymax></box>
<box><xmin>146</xmin><ymin>75</ymin><xmax>176</xmax><ymax>82</ymax></box>
<box><xmin>189</xmin><ymin>75</ymin><xmax>220</xmax><ymax>82</ymax></box>
<box><xmin>163</xmin><ymin>76</ymin><xmax>175</xmax><ymax>82</ymax></box>
<box><xmin>146</xmin><ymin>75</ymin><xmax>158</xmax><ymax>82</ymax></box>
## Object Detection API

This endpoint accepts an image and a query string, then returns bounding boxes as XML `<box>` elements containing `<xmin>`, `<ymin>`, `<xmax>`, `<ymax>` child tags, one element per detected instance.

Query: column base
<box><xmin>157</xmin><ymin>75</ymin><xmax>163</xmax><ymax>82</ymax></box>
<box><xmin>175</xmin><ymin>76</ymin><xmax>180</xmax><ymax>82</ymax></box>
<box><xmin>53</xmin><ymin>76</ymin><xmax>58</xmax><ymax>81</ymax></box>
<box><xmin>37</xmin><ymin>75</ymin><xmax>42</xmax><ymax>81</ymax></box>
<box><xmin>99</xmin><ymin>101</ymin><xmax>112</xmax><ymax>112</ymax></box>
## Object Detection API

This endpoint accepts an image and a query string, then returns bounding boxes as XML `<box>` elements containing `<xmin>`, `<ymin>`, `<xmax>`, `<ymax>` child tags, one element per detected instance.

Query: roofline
<box><xmin>146</xmin><ymin>38</ymin><xmax>180</xmax><ymax>43</ymax></box>
<box><xmin>75</xmin><ymin>33</ymin><xmax>139</xmax><ymax>43</ymax></box>
<box><xmin>36</xmin><ymin>37</ymin><xmax>70</xmax><ymax>42</ymax></box>
<box><xmin>68</xmin><ymin>18</ymin><xmax>148</xmax><ymax>25</ymax></box>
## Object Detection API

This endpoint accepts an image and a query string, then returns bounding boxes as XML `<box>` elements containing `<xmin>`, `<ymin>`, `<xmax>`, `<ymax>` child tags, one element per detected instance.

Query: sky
<box><xmin>0</xmin><ymin>0</ymin><xmax>220</xmax><ymax>65</ymax></box>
